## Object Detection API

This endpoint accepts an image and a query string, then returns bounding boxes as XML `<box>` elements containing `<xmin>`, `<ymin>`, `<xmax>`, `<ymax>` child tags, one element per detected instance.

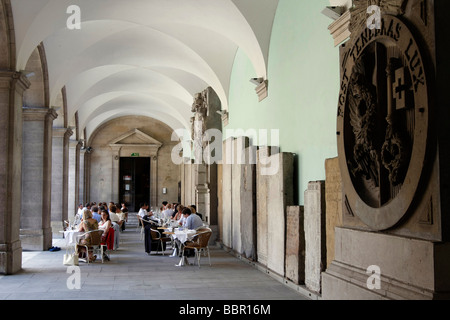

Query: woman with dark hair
<box><xmin>99</xmin><ymin>209</ymin><xmax>112</xmax><ymax>241</ymax></box>
<box><xmin>99</xmin><ymin>209</ymin><xmax>114</xmax><ymax>259</ymax></box>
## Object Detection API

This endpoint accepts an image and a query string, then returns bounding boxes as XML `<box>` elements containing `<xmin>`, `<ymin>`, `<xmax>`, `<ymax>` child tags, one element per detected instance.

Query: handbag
<box><xmin>63</xmin><ymin>252</ymin><xmax>79</xmax><ymax>266</ymax></box>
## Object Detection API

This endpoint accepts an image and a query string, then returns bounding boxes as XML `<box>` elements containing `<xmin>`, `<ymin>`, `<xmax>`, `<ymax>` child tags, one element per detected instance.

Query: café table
<box><xmin>63</xmin><ymin>229</ymin><xmax>83</xmax><ymax>253</ymax></box>
<box><xmin>173</xmin><ymin>229</ymin><xmax>197</xmax><ymax>267</ymax></box>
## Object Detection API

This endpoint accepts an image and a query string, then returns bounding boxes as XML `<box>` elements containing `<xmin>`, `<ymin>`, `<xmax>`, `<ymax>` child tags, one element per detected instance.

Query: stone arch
<box><xmin>22</xmin><ymin>43</ymin><xmax>49</xmax><ymax>108</ymax></box>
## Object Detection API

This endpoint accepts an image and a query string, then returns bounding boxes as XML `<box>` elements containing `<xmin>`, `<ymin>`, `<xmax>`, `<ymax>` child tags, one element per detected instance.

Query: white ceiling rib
<box><xmin>11</xmin><ymin>0</ymin><xmax>279</xmax><ymax>141</ymax></box>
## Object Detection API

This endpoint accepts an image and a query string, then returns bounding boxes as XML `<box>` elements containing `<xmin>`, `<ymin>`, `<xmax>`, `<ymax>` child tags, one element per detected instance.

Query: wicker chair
<box><xmin>150</xmin><ymin>228</ymin><xmax>171</xmax><ymax>255</ymax></box>
<box><xmin>76</xmin><ymin>229</ymin><xmax>105</xmax><ymax>264</ymax></box>
<box><xmin>183</xmin><ymin>229</ymin><xmax>212</xmax><ymax>267</ymax></box>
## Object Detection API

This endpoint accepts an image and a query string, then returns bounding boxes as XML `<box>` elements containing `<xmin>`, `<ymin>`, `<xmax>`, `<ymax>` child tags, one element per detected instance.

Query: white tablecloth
<box><xmin>174</xmin><ymin>230</ymin><xmax>196</xmax><ymax>243</ymax></box>
<box><xmin>63</xmin><ymin>230</ymin><xmax>83</xmax><ymax>246</ymax></box>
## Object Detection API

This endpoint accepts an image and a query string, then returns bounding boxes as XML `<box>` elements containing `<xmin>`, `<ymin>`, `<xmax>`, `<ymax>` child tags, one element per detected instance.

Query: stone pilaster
<box><xmin>78</xmin><ymin>148</ymin><xmax>86</xmax><ymax>205</ymax></box>
<box><xmin>151</xmin><ymin>156</ymin><xmax>158</xmax><ymax>207</ymax></box>
<box><xmin>0</xmin><ymin>71</ymin><xmax>30</xmax><ymax>274</ymax></box>
<box><xmin>110</xmin><ymin>145</ymin><xmax>121</xmax><ymax>203</ymax></box>
<box><xmin>67</xmin><ymin>139</ymin><xmax>80</xmax><ymax>222</ymax></box>
<box><xmin>20</xmin><ymin>106</ymin><xmax>58</xmax><ymax>251</ymax></box>
<box><xmin>51</xmin><ymin>127</ymin><xmax>72</xmax><ymax>235</ymax></box>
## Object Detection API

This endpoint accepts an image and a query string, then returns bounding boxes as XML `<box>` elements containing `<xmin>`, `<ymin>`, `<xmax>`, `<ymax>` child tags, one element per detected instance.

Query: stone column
<box><xmin>207</xmin><ymin>162</ymin><xmax>219</xmax><ymax>243</ymax></box>
<box><xmin>20</xmin><ymin>107</ymin><xmax>58</xmax><ymax>251</ymax></box>
<box><xmin>195</xmin><ymin>163</ymin><xmax>210</xmax><ymax>222</ymax></box>
<box><xmin>151</xmin><ymin>156</ymin><xmax>158</xmax><ymax>207</ymax></box>
<box><xmin>84</xmin><ymin>150</ymin><xmax>91</xmax><ymax>203</ymax></box>
<box><xmin>78</xmin><ymin>148</ymin><xmax>86</xmax><ymax>205</ymax></box>
<box><xmin>0</xmin><ymin>71</ymin><xmax>30</xmax><ymax>274</ymax></box>
<box><xmin>51</xmin><ymin>128</ymin><xmax>72</xmax><ymax>235</ymax></box>
<box><xmin>207</xmin><ymin>163</ymin><xmax>218</xmax><ymax>226</ymax></box>
<box><xmin>67</xmin><ymin>139</ymin><xmax>79</xmax><ymax>222</ymax></box>
<box><xmin>221</xmin><ymin>137</ymin><xmax>234</xmax><ymax>248</ymax></box>
<box><xmin>110</xmin><ymin>145</ymin><xmax>121</xmax><ymax>203</ymax></box>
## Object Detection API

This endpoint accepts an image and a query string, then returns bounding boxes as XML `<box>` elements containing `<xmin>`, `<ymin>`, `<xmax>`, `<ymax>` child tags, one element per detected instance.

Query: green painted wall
<box><xmin>225</xmin><ymin>0</ymin><xmax>340</xmax><ymax>204</ymax></box>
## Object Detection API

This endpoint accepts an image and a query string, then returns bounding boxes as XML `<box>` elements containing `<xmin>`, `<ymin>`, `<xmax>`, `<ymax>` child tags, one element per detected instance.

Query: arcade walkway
<box><xmin>0</xmin><ymin>215</ymin><xmax>312</xmax><ymax>301</ymax></box>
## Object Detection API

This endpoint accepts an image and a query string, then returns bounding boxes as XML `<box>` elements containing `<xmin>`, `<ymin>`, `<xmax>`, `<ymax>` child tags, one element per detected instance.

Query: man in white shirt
<box><xmin>162</xmin><ymin>203</ymin><xmax>174</xmax><ymax>219</ymax></box>
<box><xmin>138</xmin><ymin>203</ymin><xmax>148</xmax><ymax>218</ymax></box>
<box><xmin>76</xmin><ymin>203</ymin><xmax>84</xmax><ymax>217</ymax></box>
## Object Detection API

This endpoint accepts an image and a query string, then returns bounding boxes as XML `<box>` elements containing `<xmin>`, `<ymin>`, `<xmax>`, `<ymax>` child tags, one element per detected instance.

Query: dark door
<box><xmin>119</xmin><ymin>157</ymin><xmax>150</xmax><ymax>212</ymax></box>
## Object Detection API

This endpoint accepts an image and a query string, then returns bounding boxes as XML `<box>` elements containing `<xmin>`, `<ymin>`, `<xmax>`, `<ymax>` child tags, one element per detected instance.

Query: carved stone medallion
<box><xmin>337</xmin><ymin>14</ymin><xmax>430</xmax><ymax>230</ymax></box>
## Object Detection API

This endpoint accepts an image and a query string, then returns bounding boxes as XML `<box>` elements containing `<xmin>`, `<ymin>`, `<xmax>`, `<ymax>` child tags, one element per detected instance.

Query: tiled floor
<box><xmin>0</xmin><ymin>220</ymin><xmax>311</xmax><ymax>301</ymax></box>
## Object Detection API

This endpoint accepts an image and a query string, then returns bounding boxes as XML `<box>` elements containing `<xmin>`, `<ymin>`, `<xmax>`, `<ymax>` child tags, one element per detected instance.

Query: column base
<box><xmin>51</xmin><ymin>221</ymin><xmax>65</xmax><ymax>238</ymax></box>
<box><xmin>0</xmin><ymin>240</ymin><xmax>22</xmax><ymax>275</ymax></box>
<box><xmin>20</xmin><ymin>228</ymin><xmax>53</xmax><ymax>251</ymax></box>
<box><xmin>321</xmin><ymin>227</ymin><xmax>450</xmax><ymax>300</ymax></box>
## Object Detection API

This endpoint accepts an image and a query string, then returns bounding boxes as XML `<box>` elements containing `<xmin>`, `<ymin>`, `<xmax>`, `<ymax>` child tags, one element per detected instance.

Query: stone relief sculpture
<box><xmin>191</xmin><ymin>91</ymin><xmax>208</xmax><ymax>143</ymax></box>
<box><xmin>381</xmin><ymin>58</ymin><xmax>410</xmax><ymax>186</ymax></box>
<box><xmin>347</xmin><ymin>56</ymin><xmax>380</xmax><ymax>189</ymax></box>
<box><xmin>337</xmin><ymin>8</ymin><xmax>431</xmax><ymax>230</ymax></box>
<box><xmin>345</xmin><ymin>44</ymin><xmax>413</xmax><ymax>207</ymax></box>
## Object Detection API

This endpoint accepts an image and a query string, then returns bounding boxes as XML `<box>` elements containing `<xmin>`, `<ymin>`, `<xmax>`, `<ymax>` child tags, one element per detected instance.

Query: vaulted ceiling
<box><xmin>11</xmin><ymin>0</ymin><xmax>279</xmax><ymax>141</ymax></box>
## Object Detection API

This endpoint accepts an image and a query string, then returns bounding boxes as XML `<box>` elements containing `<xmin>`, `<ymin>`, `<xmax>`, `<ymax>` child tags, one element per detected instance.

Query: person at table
<box><xmin>172</xmin><ymin>207</ymin><xmax>200</xmax><ymax>257</ymax></box>
<box><xmin>183</xmin><ymin>207</ymin><xmax>203</xmax><ymax>230</ymax></box>
<box><xmin>76</xmin><ymin>209</ymin><xmax>99</xmax><ymax>262</ymax></box>
<box><xmin>162</xmin><ymin>203</ymin><xmax>174</xmax><ymax>219</ymax></box>
<box><xmin>119</xmin><ymin>207</ymin><xmax>128</xmax><ymax>231</ymax></box>
<box><xmin>137</xmin><ymin>202</ymin><xmax>148</xmax><ymax>222</ymax></box>
<box><xmin>76</xmin><ymin>203</ymin><xmax>84</xmax><ymax>216</ymax></box>
<box><xmin>99</xmin><ymin>209</ymin><xmax>111</xmax><ymax>230</ymax></box>
<box><xmin>189</xmin><ymin>205</ymin><xmax>203</xmax><ymax>221</ymax></box>
<box><xmin>109</xmin><ymin>204</ymin><xmax>124</xmax><ymax>230</ymax></box>
<box><xmin>92</xmin><ymin>206</ymin><xmax>102</xmax><ymax>223</ymax></box>
<box><xmin>143</xmin><ymin>210</ymin><xmax>161</xmax><ymax>255</ymax></box>
<box><xmin>172</xmin><ymin>205</ymin><xmax>184</xmax><ymax>222</ymax></box>
<box><xmin>142</xmin><ymin>210</ymin><xmax>159</xmax><ymax>227</ymax></box>
<box><xmin>99</xmin><ymin>209</ymin><xmax>113</xmax><ymax>260</ymax></box>
<box><xmin>120</xmin><ymin>202</ymin><xmax>128</xmax><ymax>221</ymax></box>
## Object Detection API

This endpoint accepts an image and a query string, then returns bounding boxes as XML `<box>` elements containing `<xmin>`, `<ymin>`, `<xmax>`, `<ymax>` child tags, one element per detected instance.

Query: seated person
<box><xmin>162</xmin><ymin>203</ymin><xmax>174</xmax><ymax>219</ymax></box>
<box><xmin>184</xmin><ymin>207</ymin><xmax>203</xmax><ymax>230</ymax></box>
<box><xmin>121</xmin><ymin>203</ymin><xmax>129</xmax><ymax>221</ymax></box>
<box><xmin>119</xmin><ymin>207</ymin><xmax>128</xmax><ymax>231</ymax></box>
<box><xmin>142</xmin><ymin>210</ymin><xmax>161</xmax><ymax>255</ymax></box>
<box><xmin>190</xmin><ymin>205</ymin><xmax>203</xmax><ymax>221</ymax></box>
<box><xmin>76</xmin><ymin>209</ymin><xmax>99</xmax><ymax>262</ymax></box>
<box><xmin>137</xmin><ymin>202</ymin><xmax>148</xmax><ymax>226</ymax></box>
<box><xmin>91</xmin><ymin>206</ymin><xmax>102</xmax><ymax>223</ymax></box>
<box><xmin>172</xmin><ymin>205</ymin><xmax>184</xmax><ymax>221</ymax></box>
<box><xmin>109</xmin><ymin>205</ymin><xmax>124</xmax><ymax>229</ymax></box>
<box><xmin>99</xmin><ymin>209</ymin><xmax>113</xmax><ymax>260</ymax></box>
<box><xmin>173</xmin><ymin>207</ymin><xmax>202</xmax><ymax>257</ymax></box>
<box><xmin>142</xmin><ymin>210</ymin><xmax>159</xmax><ymax>227</ymax></box>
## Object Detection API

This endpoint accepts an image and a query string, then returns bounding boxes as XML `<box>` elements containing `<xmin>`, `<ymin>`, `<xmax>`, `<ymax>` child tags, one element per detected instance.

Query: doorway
<box><xmin>119</xmin><ymin>157</ymin><xmax>150</xmax><ymax>212</ymax></box>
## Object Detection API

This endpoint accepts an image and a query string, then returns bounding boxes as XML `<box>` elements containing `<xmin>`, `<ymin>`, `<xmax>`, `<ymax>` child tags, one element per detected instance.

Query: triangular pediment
<box><xmin>109</xmin><ymin>129</ymin><xmax>162</xmax><ymax>147</ymax></box>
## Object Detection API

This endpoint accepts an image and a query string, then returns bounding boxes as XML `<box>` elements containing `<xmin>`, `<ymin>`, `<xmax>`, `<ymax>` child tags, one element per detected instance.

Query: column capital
<box><xmin>0</xmin><ymin>70</ymin><xmax>31</xmax><ymax>92</ymax></box>
<box><xmin>52</xmin><ymin>127</ymin><xmax>73</xmax><ymax>139</ymax></box>
<box><xmin>22</xmin><ymin>107</ymin><xmax>58</xmax><ymax>122</ymax></box>
<box><xmin>69</xmin><ymin>139</ymin><xmax>81</xmax><ymax>148</ymax></box>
